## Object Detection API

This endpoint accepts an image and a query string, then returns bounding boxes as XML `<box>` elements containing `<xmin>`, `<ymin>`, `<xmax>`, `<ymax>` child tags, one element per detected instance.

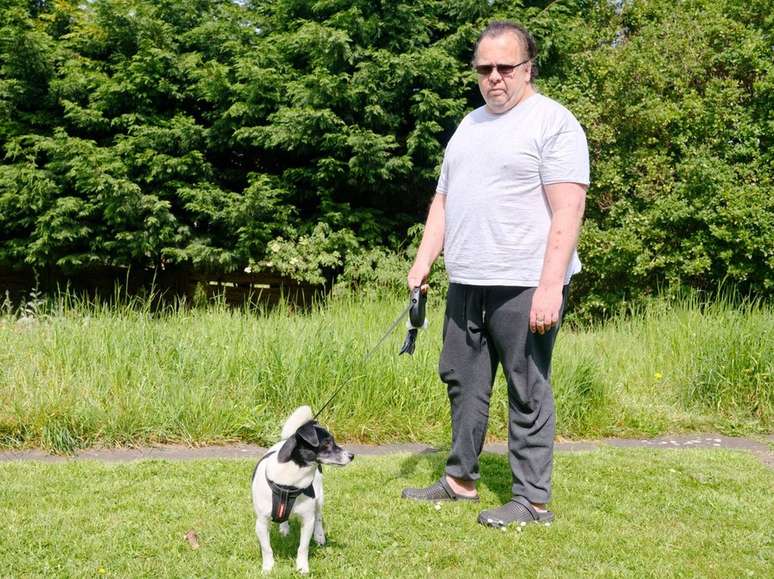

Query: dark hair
<box><xmin>472</xmin><ymin>21</ymin><xmax>539</xmax><ymax>81</ymax></box>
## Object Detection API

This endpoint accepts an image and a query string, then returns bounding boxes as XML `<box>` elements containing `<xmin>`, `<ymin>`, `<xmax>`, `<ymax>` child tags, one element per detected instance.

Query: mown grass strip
<box><xmin>0</xmin><ymin>449</ymin><xmax>771</xmax><ymax>577</ymax></box>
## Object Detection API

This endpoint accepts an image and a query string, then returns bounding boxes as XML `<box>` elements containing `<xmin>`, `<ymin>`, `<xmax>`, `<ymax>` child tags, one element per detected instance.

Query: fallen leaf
<box><xmin>185</xmin><ymin>529</ymin><xmax>200</xmax><ymax>550</ymax></box>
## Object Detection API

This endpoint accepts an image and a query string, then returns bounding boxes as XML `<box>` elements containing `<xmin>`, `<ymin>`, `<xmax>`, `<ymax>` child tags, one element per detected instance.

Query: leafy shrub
<box><xmin>550</xmin><ymin>0</ymin><xmax>774</xmax><ymax>318</ymax></box>
<box><xmin>0</xmin><ymin>0</ymin><xmax>771</xmax><ymax>318</ymax></box>
<box><xmin>253</xmin><ymin>222</ymin><xmax>360</xmax><ymax>286</ymax></box>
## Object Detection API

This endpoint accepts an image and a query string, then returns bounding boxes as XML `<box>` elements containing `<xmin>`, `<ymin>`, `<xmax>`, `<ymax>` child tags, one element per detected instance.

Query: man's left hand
<box><xmin>530</xmin><ymin>284</ymin><xmax>563</xmax><ymax>335</ymax></box>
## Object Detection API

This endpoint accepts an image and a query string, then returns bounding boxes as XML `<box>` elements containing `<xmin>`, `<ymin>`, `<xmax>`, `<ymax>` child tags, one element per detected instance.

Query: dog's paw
<box><xmin>261</xmin><ymin>560</ymin><xmax>274</xmax><ymax>574</ymax></box>
<box><xmin>279</xmin><ymin>522</ymin><xmax>290</xmax><ymax>537</ymax></box>
<box><xmin>296</xmin><ymin>562</ymin><xmax>309</xmax><ymax>575</ymax></box>
<box><xmin>313</xmin><ymin>528</ymin><xmax>326</xmax><ymax>546</ymax></box>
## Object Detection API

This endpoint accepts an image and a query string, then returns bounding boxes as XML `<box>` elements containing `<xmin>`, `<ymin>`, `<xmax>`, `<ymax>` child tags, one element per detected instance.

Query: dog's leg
<box><xmin>279</xmin><ymin>521</ymin><xmax>290</xmax><ymax>537</ymax></box>
<box><xmin>296</xmin><ymin>515</ymin><xmax>315</xmax><ymax>574</ymax></box>
<box><xmin>255</xmin><ymin>516</ymin><xmax>274</xmax><ymax>574</ymax></box>
<box><xmin>313</xmin><ymin>504</ymin><xmax>325</xmax><ymax>546</ymax></box>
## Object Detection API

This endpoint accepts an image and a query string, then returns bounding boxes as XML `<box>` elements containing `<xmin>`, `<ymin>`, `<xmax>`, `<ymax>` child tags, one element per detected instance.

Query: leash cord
<box><xmin>313</xmin><ymin>299</ymin><xmax>413</xmax><ymax>420</ymax></box>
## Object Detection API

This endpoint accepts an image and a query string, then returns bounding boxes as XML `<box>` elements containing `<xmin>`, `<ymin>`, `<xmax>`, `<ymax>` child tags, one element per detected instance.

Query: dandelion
<box><xmin>654</xmin><ymin>372</ymin><xmax>663</xmax><ymax>380</ymax></box>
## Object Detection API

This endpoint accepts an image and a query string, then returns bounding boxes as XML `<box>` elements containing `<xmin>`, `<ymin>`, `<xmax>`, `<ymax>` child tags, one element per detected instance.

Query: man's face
<box><xmin>474</xmin><ymin>33</ymin><xmax>534</xmax><ymax>114</ymax></box>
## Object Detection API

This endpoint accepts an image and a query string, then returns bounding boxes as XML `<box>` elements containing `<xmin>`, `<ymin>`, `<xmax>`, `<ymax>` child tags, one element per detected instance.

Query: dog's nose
<box><xmin>348</xmin><ymin>452</ymin><xmax>355</xmax><ymax>461</ymax></box>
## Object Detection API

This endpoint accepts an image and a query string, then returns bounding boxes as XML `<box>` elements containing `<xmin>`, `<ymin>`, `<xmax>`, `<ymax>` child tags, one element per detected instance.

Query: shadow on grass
<box><xmin>478</xmin><ymin>452</ymin><xmax>513</xmax><ymax>504</ymax></box>
<box><xmin>396</xmin><ymin>448</ymin><xmax>514</xmax><ymax>504</ymax></box>
<box><xmin>264</xmin><ymin>521</ymin><xmax>338</xmax><ymax>563</ymax></box>
<box><xmin>396</xmin><ymin>447</ymin><xmax>444</xmax><ymax>481</ymax></box>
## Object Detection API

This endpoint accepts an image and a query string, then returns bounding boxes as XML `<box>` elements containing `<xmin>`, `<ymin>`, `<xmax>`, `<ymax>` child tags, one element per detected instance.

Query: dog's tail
<box><xmin>281</xmin><ymin>406</ymin><xmax>314</xmax><ymax>439</ymax></box>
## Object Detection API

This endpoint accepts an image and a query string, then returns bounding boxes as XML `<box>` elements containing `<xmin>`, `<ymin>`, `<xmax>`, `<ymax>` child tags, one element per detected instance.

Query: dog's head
<box><xmin>277</xmin><ymin>420</ymin><xmax>354</xmax><ymax>467</ymax></box>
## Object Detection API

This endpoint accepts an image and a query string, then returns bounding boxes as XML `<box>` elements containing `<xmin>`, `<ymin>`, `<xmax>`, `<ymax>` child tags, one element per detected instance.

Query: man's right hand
<box><xmin>407</xmin><ymin>262</ymin><xmax>430</xmax><ymax>294</ymax></box>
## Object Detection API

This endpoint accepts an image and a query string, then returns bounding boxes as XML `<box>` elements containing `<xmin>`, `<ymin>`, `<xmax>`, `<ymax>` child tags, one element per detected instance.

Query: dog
<box><xmin>251</xmin><ymin>406</ymin><xmax>354</xmax><ymax>574</ymax></box>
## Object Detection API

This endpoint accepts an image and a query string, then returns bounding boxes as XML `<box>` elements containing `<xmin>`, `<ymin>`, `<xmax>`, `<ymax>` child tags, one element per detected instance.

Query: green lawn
<box><xmin>1</xmin><ymin>449</ymin><xmax>771</xmax><ymax>577</ymax></box>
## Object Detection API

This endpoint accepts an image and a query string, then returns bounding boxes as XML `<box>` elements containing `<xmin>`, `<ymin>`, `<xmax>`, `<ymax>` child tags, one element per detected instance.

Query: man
<box><xmin>401</xmin><ymin>21</ymin><xmax>589</xmax><ymax>527</ymax></box>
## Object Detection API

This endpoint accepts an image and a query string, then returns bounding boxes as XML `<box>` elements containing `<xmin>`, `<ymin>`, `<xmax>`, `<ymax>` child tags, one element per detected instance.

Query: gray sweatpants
<box><xmin>439</xmin><ymin>283</ymin><xmax>568</xmax><ymax>504</ymax></box>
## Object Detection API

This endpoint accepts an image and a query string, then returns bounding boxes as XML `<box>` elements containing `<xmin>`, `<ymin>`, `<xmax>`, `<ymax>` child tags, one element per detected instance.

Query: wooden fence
<box><xmin>0</xmin><ymin>266</ymin><xmax>323</xmax><ymax>308</ymax></box>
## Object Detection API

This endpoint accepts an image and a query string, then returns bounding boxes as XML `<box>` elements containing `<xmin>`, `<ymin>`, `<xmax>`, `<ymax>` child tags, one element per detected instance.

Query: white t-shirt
<box><xmin>437</xmin><ymin>93</ymin><xmax>590</xmax><ymax>286</ymax></box>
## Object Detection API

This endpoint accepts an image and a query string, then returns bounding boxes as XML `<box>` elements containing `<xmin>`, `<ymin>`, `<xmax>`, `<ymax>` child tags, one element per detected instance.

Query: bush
<box><xmin>0</xmin><ymin>0</ymin><xmax>771</xmax><ymax>318</ymax></box>
<box><xmin>549</xmin><ymin>0</ymin><xmax>774</xmax><ymax>318</ymax></box>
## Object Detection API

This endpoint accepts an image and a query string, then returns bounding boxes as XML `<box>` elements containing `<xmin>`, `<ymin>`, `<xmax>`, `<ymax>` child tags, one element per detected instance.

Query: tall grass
<box><xmin>0</xmin><ymin>288</ymin><xmax>770</xmax><ymax>452</ymax></box>
<box><xmin>557</xmin><ymin>290</ymin><xmax>773</xmax><ymax>436</ymax></box>
<box><xmin>0</xmin><ymin>291</ymin><xmax>450</xmax><ymax>452</ymax></box>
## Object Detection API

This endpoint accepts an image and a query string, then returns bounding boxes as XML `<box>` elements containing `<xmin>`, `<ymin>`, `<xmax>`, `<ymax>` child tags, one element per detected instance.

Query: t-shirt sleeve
<box><xmin>436</xmin><ymin>153</ymin><xmax>449</xmax><ymax>194</ymax></box>
<box><xmin>539</xmin><ymin>114</ymin><xmax>590</xmax><ymax>186</ymax></box>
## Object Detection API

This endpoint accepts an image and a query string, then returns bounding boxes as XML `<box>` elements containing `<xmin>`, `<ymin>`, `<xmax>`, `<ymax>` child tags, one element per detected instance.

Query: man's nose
<box><xmin>487</xmin><ymin>69</ymin><xmax>503</xmax><ymax>82</ymax></box>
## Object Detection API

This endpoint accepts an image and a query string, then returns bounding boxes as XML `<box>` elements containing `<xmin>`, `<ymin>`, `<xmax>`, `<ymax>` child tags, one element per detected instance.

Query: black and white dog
<box><xmin>251</xmin><ymin>406</ymin><xmax>354</xmax><ymax>574</ymax></box>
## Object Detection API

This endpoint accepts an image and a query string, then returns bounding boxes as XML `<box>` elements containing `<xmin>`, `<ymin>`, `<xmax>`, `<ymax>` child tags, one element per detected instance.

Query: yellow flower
<box><xmin>654</xmin><ymin>372</ymin><xmax>663</xmax><ymax>380</ymax></box>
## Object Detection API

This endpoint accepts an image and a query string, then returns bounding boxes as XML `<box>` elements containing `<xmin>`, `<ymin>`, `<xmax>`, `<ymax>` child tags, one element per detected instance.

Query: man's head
<box><xmin>472</xmin><ymin>21</ymin><xmax>537</xmax><ymax>114</ymax></box>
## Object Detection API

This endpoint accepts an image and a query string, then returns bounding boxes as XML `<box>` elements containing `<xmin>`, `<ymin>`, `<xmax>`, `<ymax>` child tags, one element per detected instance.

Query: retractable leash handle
<box><xmin>399</xmin><ymin>286</ymin><xmax>427</xmax><ymax>356</ymax></box>
<box><xmin>408</xmin><ymin>286</ymin><xmax>426</xmax><ymax>328</ymax></box>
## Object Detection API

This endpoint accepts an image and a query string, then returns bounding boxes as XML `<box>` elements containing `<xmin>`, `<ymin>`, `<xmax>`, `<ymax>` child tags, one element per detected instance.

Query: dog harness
<box><xmin>255</xmin><ymin>450</ymin><xmax>316</xmax><ymax>523</ymax></box>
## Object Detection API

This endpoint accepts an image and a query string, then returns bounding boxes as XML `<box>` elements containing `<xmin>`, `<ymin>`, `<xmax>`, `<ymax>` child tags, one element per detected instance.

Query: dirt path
<box><xmin>1</xmin><ymin>433</ymin><xmax>771</xmax><ymax>467</ymax></box>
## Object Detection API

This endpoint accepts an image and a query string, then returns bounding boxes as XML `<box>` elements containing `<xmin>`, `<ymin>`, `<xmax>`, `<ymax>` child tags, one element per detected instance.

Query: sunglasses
<box><xmin>474</xmin><ymin>58</ymin><xmax>530</xmax><ymax>77</ymax></box>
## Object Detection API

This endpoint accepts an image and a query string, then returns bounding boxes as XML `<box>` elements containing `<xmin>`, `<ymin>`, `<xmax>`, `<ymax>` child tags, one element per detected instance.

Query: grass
<box><xmin>565</xmin><ymin>292</ymin><xmax>774</xmax><ymax>437</ymax></box>
<box><xmin>0</xmin><ymin>449</ymin><xmax>771</xmax><ymax>577</ymax></box>
<box><xmin>0</xmin><ymin>290</ymin><xmax>771</xmax><ymax>452</ymax></box>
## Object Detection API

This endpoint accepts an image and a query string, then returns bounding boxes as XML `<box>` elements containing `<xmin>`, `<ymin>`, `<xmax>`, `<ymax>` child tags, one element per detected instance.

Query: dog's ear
<box><xmin>277</xmin><ymin>436</ymin><xmax>297</xmax><ymax>463</ymax></box>
<box><xmin>297</xmin><ymin>421</ymin><xmax>319</xmax><ymax>447</ymax></box>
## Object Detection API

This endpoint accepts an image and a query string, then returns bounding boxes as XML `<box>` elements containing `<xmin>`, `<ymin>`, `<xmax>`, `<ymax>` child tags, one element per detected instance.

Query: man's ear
<box><xmin>278</xmin><ymin>436</ymin><xmax>297</xmax><ymax>463</ymax></box>
<box><xmin>297</xmin><ymin>421</ymin><xmax>319</xmax><ymax>447</ymax></box>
